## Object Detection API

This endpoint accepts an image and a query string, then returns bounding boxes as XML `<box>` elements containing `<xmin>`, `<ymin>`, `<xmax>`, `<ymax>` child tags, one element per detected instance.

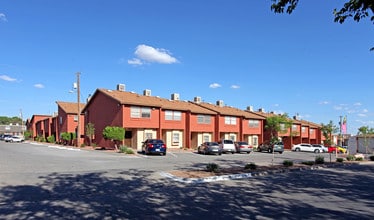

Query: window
<box><xmin>131</xmin><ymin>106</ymin><xmax>151</xmax><ymax>118</ymax></box>
<box><xmin>173</xmin><ymin>132</ymin><xmax>180</xmax><ymax>144</ymax></box>
<box><xmin>197</xmin><ymin>115</ymin><xmax>211</xmax><ymax>124</ymax></box>
<box><xmin>59</xmin><ymin>116</ymin><xmax>62</xmax><ymax>125</ymax></box>
<box><xmin>253</xmin><ymin>136</ymin><xmax>258</xmax><ymax>146</ymax></box>
<box><xmin>302</xmin><ymin>127</ymin><xmax>306</xmax><ymax>132</ymax></box>
<box><xmin>203</xmin><ymin>135</ymin><xmax>210</xmax><ymax>142</ymax></box>
<box><xmin>292</xmin><ymin>125</ymin><xmax>297</xmax><ymax>131</ymax></box>
<box><xmin>225</xmin><ymin>116</ymin><xmax>237</xmax><ymax>125</ymax></box>
<box><xmin>310</xmin><ymin>129</ymin><xmax>315</xmax><ymax>135</ymax></box>
<box><xmin>248</xmin><ymin>120</ymin><xmax>259</xmax><ymax>128</ymax></box>
<box><xmin>165</xmin><ymin>110</ymin><xmax>181</xmax><ymax>121</ymax></box>
<box><xmin>145</xmin><ymin>132</ymin><xmax>153</xmax><ymax>139</ymax></box>
<box><xmin>74</xmin><ymin>115</ymin><xmax>78</xmax><ymax>122</ymax></box>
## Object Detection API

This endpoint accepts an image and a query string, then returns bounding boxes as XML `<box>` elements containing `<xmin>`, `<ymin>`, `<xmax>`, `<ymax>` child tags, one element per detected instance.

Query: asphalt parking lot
<box><xmin>1</xmin><ymin>141</ymin><xmax>374</xmax><ymax>219</ymax></box>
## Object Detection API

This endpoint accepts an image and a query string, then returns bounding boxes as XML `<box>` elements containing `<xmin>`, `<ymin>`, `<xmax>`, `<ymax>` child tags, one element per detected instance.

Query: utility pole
<box><xmin>76</xmin><ymin>72</ymin><xmax>81</xmax><ymax>148</ymax></box>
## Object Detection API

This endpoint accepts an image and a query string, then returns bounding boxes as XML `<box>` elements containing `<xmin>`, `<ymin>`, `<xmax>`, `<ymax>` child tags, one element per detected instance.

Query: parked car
<box><xmin>142</xmin><ymin>139</ymin><xmax>167</xmax><ymax>156</ymax></box>
<box><xmin>292</xmin><ymin>143</ymin><xmax>322</xmax><ymax>153</ymax></box>
<box><xmin>198</xmin><ymin>142</ymin><xmax>222</xmax><ymax>155</ymax></box>
<box><xmin>258</xmin><ymin>141</ymin><xmax>284</xmax><ymax>154</ymax></box>
<box><xmin>312</xmin><ymin>144</ymin><xmax>328</xmax><ymax>153</ymax></box>
<box><xmin>218</xmin><ymin>139</ymin><xmax>236</xmax><ymax>154</ymax></box>
<box><xmin>328</xmin><ymin>146</ymin><xmax>347</xmax><ymax>154</ymax></box>
<box><xmin>0</xmin><ymin>134</ymin><xmax>11</xmax><ymax>141</ymax></box>
<box><xmin>5</xmin><ymin>136</ymin><xmax>24</xmax><ymax>143</ymax></box>
<box><xmin>234</xmin><ymin>141</ymin><xmax>253</xmax><ymax>154</ymax></box>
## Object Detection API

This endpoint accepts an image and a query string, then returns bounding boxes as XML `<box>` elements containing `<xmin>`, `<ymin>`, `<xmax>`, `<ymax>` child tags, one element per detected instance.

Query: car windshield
<box><xmin>224</xmin><ymin>140</ymin><xmax>234</xmax><ymax>144</ymax></box>
<box><xmin>207</xmin><ymin>142</ymin><xmax>218</xmax><ymax>146</ymax></box>
<box><xmin>237</xmin><ymin>142</ymin><xmax>248</xmax><ymax>145</ymax></box>
<box><xmin>148</xmin><ymin>139</ymin><xmax>163</xmax><ymax>144</ymax></box>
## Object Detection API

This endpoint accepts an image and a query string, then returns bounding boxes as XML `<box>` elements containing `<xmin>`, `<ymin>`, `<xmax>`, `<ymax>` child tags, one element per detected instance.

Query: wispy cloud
<box><xmin>354</xmin><ymin>102</ymin><xmax>362</xmax><ymax>106</ymax></box>
<box><xmin>209</xmin><ymin>83</ymin><xmax>221</xmax><ymax>89</ymax></box>
<box><xmin>34</xmin><ymin>83</ymin><xmax>45</xmax><ymax>89</ymax></box>
<box><xmin>0</xmin><ymin>13</ymin><xmax>7</xmax><ymax>22</ymax></box>
<box><xmin>319</xmin><ymin>101</ymin><xmax>329</xmax><ymax>105</ymax></box>
<box><xmin>231</xmin><ymin>85</ymin><xmax>240</xmax><ymax>89</ymax></box>
<box><xmin>0</xmin><ymin>75</ymin><xmax>16</xmax><ymax>82</ymax></box>
<box><xmin>127</xmin><ymin>44</ymin><xmax>178</xmax><ymax>65</ymax></box>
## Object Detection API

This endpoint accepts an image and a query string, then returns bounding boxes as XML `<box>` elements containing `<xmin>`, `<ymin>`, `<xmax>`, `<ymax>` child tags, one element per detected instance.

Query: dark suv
<box><xmin>258</xmin><ymin>141</ymin><xmax>284</xmax><ymax>154</ymax></box>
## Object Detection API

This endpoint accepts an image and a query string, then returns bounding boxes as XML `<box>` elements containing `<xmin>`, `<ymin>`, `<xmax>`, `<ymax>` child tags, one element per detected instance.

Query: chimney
<box><xmin>171</xmin><ymin>93</ymin><xmax>180</xmax><ymax>100</ymax></box>
<box><xmin>247</xmin><ymin>106</ymin><xmax>253</xmax><ymax>112</ymax></box>
<box><xmin>117</xmin><ymin>84</ymin><xmax>125</xmax><ymax>91</ymax></box>
<box><xmin>258</xmin><ymin>108</ymin><xmax>265</xmax><ymax>112</ymax></box>
<box><xmin>216</xmin><ymin>100</ymin><xmax>224</xmax><ymax>107</ymax></box>
<box><xmin>143</xmin><ymin>89</ymin><xmax>151</xmax><ymax>96</ymax></box>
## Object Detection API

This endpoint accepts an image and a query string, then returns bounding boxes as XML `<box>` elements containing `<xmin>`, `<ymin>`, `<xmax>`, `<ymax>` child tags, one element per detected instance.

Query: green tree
<box><xmin>0</xmin><ymin>116</ymin><xmax>23</xmax><ymax>125</ymax></box>
<box><xmin>271</xmin><ymin>0</ymin><xmax>374</xmax><ymax>50</ymax></box>
<box><xmin>265</xmin><ymin>113</ymin><xmax>293</xmax><ymax>143</ymax></box>
<box><xmin>102</xmin><ymin>126</ymin><xmax>125</xmax><ymax>151</ymax></box>
<box><xmin>85</xmin><ymin>122</ymin><xmax>95</xmax><ymax>146</ymax></box>
<box><xmin>320</xmin><ymin>120</ymin><xmax>338</xmax><ymax>146</ymax></box>
<box><xmin>357</xmin><ymin>126</ymin><xmax>374</xmax><ymax>154</ymax></box>
<box><xmin>24</xmin><ymin>130</ymin><xmax>33</xmax><ymax>140</ymax></box>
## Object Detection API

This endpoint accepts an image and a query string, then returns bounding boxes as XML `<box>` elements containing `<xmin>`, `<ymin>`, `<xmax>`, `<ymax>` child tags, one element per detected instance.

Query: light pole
<box><xmin>76</xmin><ymin>72</ymin><xmax>81</xmax><ymax>148</ymax></box>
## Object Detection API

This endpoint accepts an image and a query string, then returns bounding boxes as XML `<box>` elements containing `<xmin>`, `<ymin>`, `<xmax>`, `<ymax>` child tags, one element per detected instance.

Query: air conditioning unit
<box><xmin>194</xmin><ymin>96</ymin><xmax>202</xmax><ymax>103</ymax></box>
<box><xmin>144</xmin><ymin>89</ymin><xmax>151</xmax><ymax>96</ymax></box>
<box><xmin>216</xmin><ymin>100</ymin><xmax>224</xmax><ymax>107</ymax></box>
<box><xmin>171</xmin><ymin>93</ymin><xmax>180</xmax><ymax>101</ymax></box>
<box><xmin>117</xmin><ymin>84</ymin><xmax>125</xmax><ymax>91</ymax></box>
<box><xmin>247</xmin><ymin>106</ymin><xmax>254</xmax><ymax>112</ymax></box>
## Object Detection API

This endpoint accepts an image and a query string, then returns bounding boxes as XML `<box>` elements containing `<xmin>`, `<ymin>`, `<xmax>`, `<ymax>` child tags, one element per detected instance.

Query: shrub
<box><xmin>336</xmin><ymin>158</ymin><xmax>344</xmax><ymax>163</ymax></box>
<box><xmin>355</xmin><ymin>157</ymin><xmax>364</xmax><ymax>161</ymax></box>
<box><xmin>245</xmin><ymin>162</ymin><xmax>257</xmax><ymax>170</ymax></box>
<box><xmin>315</xmin><ymin>155</ymin><xmax>325</xmax><ymax>164</ymax></box>
<box><xmin>302</xmin><ymin>161</ymin><xmax>315</xmax><ymax>166</ymax></box>
<box><xmin>346</xmin><ymin>155</ymin><xmax>355</xmax><ymax>161</ymax></box>
<box><xmin>206</xmin><ymin>163</ymin><xmax>220</xmax><ymax>173</ymax></box>
<box><xmin>370</xmin><ymin>155</ymin><xmax>374</xmax><ymax>161</ymax></box>
<box><xmin>283</xmin><ymin>160</ymin><xmax>294</xmax><ymax>167</ymax></box>
<box><xmin>47</xmin><ymin>135</ymin><xmax>55</xmax><ymax>143</ymax></box>
<box><xmin>119</xmin><ymin>146</ymin><xmax>135</xmax><ymax>154</ymax></box>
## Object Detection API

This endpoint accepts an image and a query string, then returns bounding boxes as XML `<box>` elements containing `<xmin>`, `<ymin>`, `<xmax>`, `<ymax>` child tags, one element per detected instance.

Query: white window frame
<box><xmin>225</xmin><ymin>116</ymin><xmax>237</xmax><ymax>125</ymax></box>
<box><xmin>248</xmin><ymin>120</ymin><xmax>259</xmax><ymax>128</ymax></box>
<box><xmin>197</xmin><ymin>115</ymin><xmax>211</xmax><ymax>124</ymax></box>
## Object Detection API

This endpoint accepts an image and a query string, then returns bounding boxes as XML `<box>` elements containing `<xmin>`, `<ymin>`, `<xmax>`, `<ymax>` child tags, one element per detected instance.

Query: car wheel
<box><xmin>314</xmin><ymin>149</ymin><xmax>320</xmax><ymax>153</ymax></box>
<box><xmin>247</xmin><ymin>151</ymin><xmax>250</xmax><ymax>154</ymax></box>
<box><xmin>279</xmin><ymin>151</ymin><xmax>283</xmax><ymax>154</ymax></box>
<box><xmin>268</xmin><ymin>148</ymin><xmax>272</xmax><ymax>153</ymax></box>
<box><xmin>218</xmin><ymin>153</ymin><xmax>222</xmax><ymax>156</ymax></box>
<box><xmin>295</xmin><ymin>148</ymin><xmax>300</xmax><ymax>152</ymax></box>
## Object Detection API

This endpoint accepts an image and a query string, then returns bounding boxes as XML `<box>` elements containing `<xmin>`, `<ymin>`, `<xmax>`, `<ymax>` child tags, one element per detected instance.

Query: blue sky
<box><xmin>0</xmin><ymin>0</ymin><xmax>373</xmax><ymax>135</ymax></box>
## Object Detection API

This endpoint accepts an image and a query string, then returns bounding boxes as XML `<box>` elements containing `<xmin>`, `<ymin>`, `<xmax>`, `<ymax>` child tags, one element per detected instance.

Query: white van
<box><xmin>218</xmin><ymin>139</ymin><xmax>236</xmax><ymax>154</ymax></box>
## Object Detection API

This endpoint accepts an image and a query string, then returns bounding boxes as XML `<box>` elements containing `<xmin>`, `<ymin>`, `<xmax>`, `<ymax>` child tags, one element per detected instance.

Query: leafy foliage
<box><xmin>206</xmin><ymin>163</ymin><xmax>220</xmax><ymax>173</ymax></box>
<box><xmin>283</xmin><ymin>160</ymin><xmax>294</xmax><ymax>167</ymax></box>
<box><xmin>265</xmin><ymin>114</ymin><xmax>292</xmax><ymax>141</ymax></box>
<box><xmin>85</xmin><ymin>122</ymin><xmax>95</xmax><ymax>145</ymax></box>
<box><xmin>245</xmin><ymin>162</ymin><xmax>257</xmax><ymax>170</ymax></box>
<box><xmin>320</xmin><ymin>121</ymin><xmax>338</xmax><ymax>146</ymax></box>
<box><xmin>102</xmin><ymin>126</ymin><xmax>125</xmax><ymax>150</ymax></box>
<box><xmin>315</xmin><ymin>155</ymin><xmax>325</xmax><ymax>164</ymax></box>
<box><xmin>0</xmin><ymin>116</ymin><xmax>23</xmax><ymax>125</ymax></box>
<box><xmin>271</xmin><ymin>0</ymin><xmax>374</xmax><ymax>24</ymax></box>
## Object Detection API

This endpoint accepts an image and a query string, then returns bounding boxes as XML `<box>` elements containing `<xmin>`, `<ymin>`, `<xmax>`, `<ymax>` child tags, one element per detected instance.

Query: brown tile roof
<box><xmin>97</xmin><ymin>89</ymin><xmax>217</xmax><ymax>115</ymax></box>
<box><xmin>193</xmin><ymin>102</ymin><xmax>265</xmax><ymax>119</ymax></box>
<box><xmin>252</xmin><ymin>111</ymin><xmax>321</xmax><ymax>128</ymax></box>
<box><xmin>56</xmin><ymin>101</ymin><xmax>86</xmax><ymax>114</ymax></box>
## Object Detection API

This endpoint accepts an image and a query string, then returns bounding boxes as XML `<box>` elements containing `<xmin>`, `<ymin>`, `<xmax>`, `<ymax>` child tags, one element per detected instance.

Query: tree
<box><xmin>60</xmin><ymin>132</ymin><xmax>72</xmax><ymax>145</ymax></box>
<box><xmin>271</xmin><ymin>0</ymin><xmax>374</xmax><ymax>51</ymax></box>
<box><xmin>265</xmin><ymin>113</ymin><xmax>293</xmax><ymax>143</ymax></box>
<box><xmin>271</xmin><ymin>0</ymin><xmax>374</xmax><ymax>24</ymax></box>
<box><xmin>85</xmin><ymin>122</ymin><xmax>95</xmax><ymax>146</ymax></box>
<box><xmin>102</xmin><ymin>126</ymin><xmax>125</xmax><ymax>151</ymax></box>
<box><xmin>0</xmin><ymin>116</ymin><xmax>23</xmax><ymax>125</ymax></box>
<box><xmin>357</xmin><ymin>126</ymin><xmax>374</xmax><ymax>154</ymax></box>
<box><xmin>320</xmin><ymin>120</ymin><xmax>338</xmax><ymax>146</ymax></box>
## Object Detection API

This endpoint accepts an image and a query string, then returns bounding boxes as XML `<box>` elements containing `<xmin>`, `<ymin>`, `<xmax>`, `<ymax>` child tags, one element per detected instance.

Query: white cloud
<box><xmin>231</xmin><ymin>85</ymin><xmax>240</xmax><ymax>89</ymax></box>
<box><xmin>362</xmin><ymin>109</ymin><xmax>368</xmax><ymax>113</ymax></box>
<box><xmin>0</xmin><ymin>13</ymin><xmax>7</xmax><ymax>22</ymax></box>
<box><xmin>209</xmin><ymin>83</ymin><xmax>221</xmax><ymax>89</ymax></box>
<box><xmin>128</xmin><ymin>44</ymin><xmax>178</xmax><ymax>65</ymax></box>
<box><xmin>34</xmin><ymin>83</ymin><xmax>45</xmax><ymax>89</ymax></box>
<box><xmin>319</xmin><ymin>101</ymin><xmax>329</xmax><ymax>105</ymax></box>
<box><xmin>127</xmin><ymin>58</ymin><xmax>143</xmax><ymax>65</ymax></box>
<box><xmin>357</xmin><ymin>113</ymin><xmax>367</xmax><ymax>117</ymax></box>
<box><xmin>0</xmin><ymin>75</ymin><xmax>16</xmax><ymax>82</ymax></box>
<box><xmin>333</xmin><ymin>105</ymin><xmax>343</xmax><ymax>110</ymax></box>
<box><xmin>354</xmin><ymin>102</ymin><xmax>362</xmax><ymax>106</ymax></box>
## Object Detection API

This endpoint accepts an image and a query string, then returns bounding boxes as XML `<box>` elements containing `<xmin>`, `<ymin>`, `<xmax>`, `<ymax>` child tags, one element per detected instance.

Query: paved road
<box><xmin>1</xmin><ymin>141</ymin><xmax>374</xmax><ymax>219</ymax></box>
